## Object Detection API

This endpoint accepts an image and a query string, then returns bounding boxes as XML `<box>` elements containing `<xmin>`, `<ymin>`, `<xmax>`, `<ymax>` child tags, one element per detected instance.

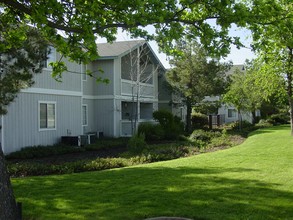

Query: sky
<box><xmin>96</xmin><ymin>25</ymin><xmax>256</xmax><ymax>69</ymax></box>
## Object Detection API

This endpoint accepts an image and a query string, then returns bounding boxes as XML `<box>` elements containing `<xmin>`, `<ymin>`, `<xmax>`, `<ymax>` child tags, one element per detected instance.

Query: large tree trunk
<box><xmin>0</xmin><ymin>148</ymin><xmax>18</xmax><ymax>220</ymax></box>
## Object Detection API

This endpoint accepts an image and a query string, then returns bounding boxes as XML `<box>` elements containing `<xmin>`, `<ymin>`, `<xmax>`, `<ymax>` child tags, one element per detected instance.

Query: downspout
<box><xmin>80</xmin><ymin>64</ymin><xmax>84</xmax><ymax>135</ymax></box>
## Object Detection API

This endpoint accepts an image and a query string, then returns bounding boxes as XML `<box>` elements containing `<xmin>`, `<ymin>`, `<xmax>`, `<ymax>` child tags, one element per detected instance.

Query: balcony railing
<box><xmin>121</xmin><ymin>79</ymin><xmax>154</xmax><ymax>98</ymax></box>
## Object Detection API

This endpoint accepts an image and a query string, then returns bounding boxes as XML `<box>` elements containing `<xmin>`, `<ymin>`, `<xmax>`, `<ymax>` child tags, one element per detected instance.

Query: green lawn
<box><xmin>12</xmin><ymin>125</ymin><xmax>293</xmax><ymax>220</ymax></box>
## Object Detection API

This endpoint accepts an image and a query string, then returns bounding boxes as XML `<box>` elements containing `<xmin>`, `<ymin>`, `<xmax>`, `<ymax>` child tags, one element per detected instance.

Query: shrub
<box><xmin>137</xmin><ymin>122</ymin><xmax>164</xmax><ymax>141</ymax></box>
<box><xmin>7</xmin><ymin>158</ymin><xmax>132</xmax><ymax>177</ymax></box>
<box><xmin>191</xmin><ymin>112</ymin><xmax>208</xmax><ymax>129</ymax></box>
<box><xmin>6</xmin><ymin>144</ymin><xmax>85</xmax><ymax>159</ymax></box>
<box><xmin>255</xmin><ymin>119</ymin><xmax>273</xmax><ymax>128</ymax></box>
<box><xmin>153</xmin><ymin>109</ymin><xmax>174</xmax><ymax>128</ymax></box>
<box><xmin>207</xmin><ymin>134</ymin><xmax>232</xmax><ymax>149</ymax></box>
<box><xmin>127</xmin><ymin>133</ymin><xmax>147</xmax><ymax>153</ymax></box>
<box><xmin>228</xmin><ymin>120</ymin><xmax>254</xmax><ymax>130</ymax></box>
<box><xmin>269</xmin><ymin>113</ymin><xmax>290</xmax><ymax>125</ymax></box>
<box><xmin>153</xmin><ymin>109</ymin><xmax>184</xmax><ymax>140</ymax></box>
<box><xmin>189</xmin><ymin>129</ymin><xmax>221</xmax><ymax>142</ymax></box>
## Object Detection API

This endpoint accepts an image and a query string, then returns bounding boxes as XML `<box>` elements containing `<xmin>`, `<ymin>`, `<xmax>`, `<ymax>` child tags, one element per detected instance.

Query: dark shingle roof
<box><xmin>96</xmin><ymin>40</ymin><xmax>166</xmax><ymax>70</ymax></box>
<box><xmin>97</xmin><ymin>40</ymin><xmax>146</xmax><ymax>57</ymax></box>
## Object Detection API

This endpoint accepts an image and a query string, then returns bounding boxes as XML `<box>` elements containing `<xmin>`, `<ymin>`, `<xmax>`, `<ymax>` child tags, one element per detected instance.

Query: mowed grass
<box><xmin>12</xmin><ymin>125</ymin><xmax>293</xmax><ymax>220</ymax></box>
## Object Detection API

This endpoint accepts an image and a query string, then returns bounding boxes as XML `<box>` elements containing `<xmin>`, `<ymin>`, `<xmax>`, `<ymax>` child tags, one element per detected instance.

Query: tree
<box><xmin>0</xmin><ymin>1</ymin><xmax>247</xmax><ymax>218</ymax></box>
<box><xmin>223</xmin><ymin>59</ymin><xmax>286</xmax><ymax>127</ymax></box>
<box><xmin>0</xmin><ymin>0</ymin><xmax>268</xmax><ymax>64</ymax></box>
<box><xmin>166</xmin><ymin>40</ymin><xmax>230</xmax><ymax>132</ymax></box>
<box><xmin>0</xmin><ymin>19</ymin><xmax>49</xmax><ymax>220</ymax></box>
<box><xmin>122</xmin><ymin>42</ymin><xmax>159</xmax><ymax>134</ymax></box>
<box><xmin>246</xmin><ymin>0</ymin><xmax>293</xmax><ymax>134</ymax></box>
<box><xmin>0</xmin><ymin>0</ymin><xmax>292</xmax><ymax>218</ymax></box>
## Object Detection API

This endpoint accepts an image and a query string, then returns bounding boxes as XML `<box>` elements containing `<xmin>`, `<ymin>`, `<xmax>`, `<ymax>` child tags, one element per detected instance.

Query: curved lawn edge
<box><xmin>12</xmin><ymin>125</ymin><xmax>293</xmax><ymax>220</ymax></box>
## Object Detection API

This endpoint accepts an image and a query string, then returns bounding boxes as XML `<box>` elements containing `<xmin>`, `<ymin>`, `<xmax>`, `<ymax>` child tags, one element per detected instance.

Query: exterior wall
<box><xmin>218</xmin><ymin>105</ymin><xmax>257</xmax><ymax>124</ymax></box>
<box><xmin>94</xmin><ymin>99</ymin><xmax>115</xmax><ymax>137</ymax></box>
<box><xmin>82</xmin><ymin>62</ymin><xmax>95</xmax><ymax>96</ymax></box>
<box><xmin>158</xmin><ymin>73</ymin><xmax>187</xmax><ymax>122</ymax></box>
<box><xmin>2</xmin><ymin>49</ymin><xmax>84</xmax><ymax>154</ymax></box>
<box><xmin>118</xmin><ymin>51</ymin><xmax>159</xmax><ymax>136</ymax></box>
<box><xmin>2</xmin><ymin>42</ymin><xmax>163</xmax><ymax>153</ymax></box>
<box><xmin>82</xmin><ymin>59</ymin><xmax>115</xmax><ymax>97</ymax></box>
<box><xmin>33</xmin><ymin>54</ymin><xmax>82</xmax><ymax>92</ymax></box>
<box><xmin>82</xmin><ymin>99</ymin><xmax>96</xmax><ymax>134</ymax></box>
<box><xmin>93</xmin><ymin>60</ymin><xmax>115</xmax><ymax>96</ymax></box>
<box><xmin>2</xmin><ymin>93</ymin><xmax>82</xmax><ymax>154</ymax></box>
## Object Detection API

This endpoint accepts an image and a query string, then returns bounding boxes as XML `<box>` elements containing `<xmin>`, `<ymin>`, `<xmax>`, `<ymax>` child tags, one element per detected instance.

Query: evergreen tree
<box><xmin>167</xmin><ymin>40</ymin><xmax>230</xmax><ymax>132</ymax></box>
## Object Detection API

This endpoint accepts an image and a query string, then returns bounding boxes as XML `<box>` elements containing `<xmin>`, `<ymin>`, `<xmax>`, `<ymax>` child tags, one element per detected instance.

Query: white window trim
<box><xmin>82</xmin><ymin>104</ymin><xmax>88</xmax><ymax>126</ymax></box>
<box><xmin>38</xmin><ymin>101</ymin><xmax>57</xmax><ymax>131</ymax></box>
<box><xmin>43</xmin><ymin>46</ymin><xmax>56</xmax><ymax>70</ymax></box>
<box><xmin>81</xmin><ymin>64</ymin><xmax>87</xmax><ymax>81</ymax></box>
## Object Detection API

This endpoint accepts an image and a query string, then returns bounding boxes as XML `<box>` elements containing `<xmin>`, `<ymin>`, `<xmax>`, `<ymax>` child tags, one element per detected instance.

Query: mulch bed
<box><xmin>7</xmin><ymin>145</ymin><xmax>127</xmax><ymax>165</ymax></box>
<box><xmin>7</xmin><ymin>135</ymin><xmax>246</xmax><ymax>165</ymax></box>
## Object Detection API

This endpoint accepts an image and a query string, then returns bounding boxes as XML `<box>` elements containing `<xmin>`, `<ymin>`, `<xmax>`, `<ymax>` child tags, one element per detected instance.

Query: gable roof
<box><xmin>97</xmin><ymin>40</ymin><xmax>146</xmax><ymax>57</ymax></box>
<box><xmin>96</xmin><ymin>40</ymin><xmax>166</xmax><ymax>71</ymax></box>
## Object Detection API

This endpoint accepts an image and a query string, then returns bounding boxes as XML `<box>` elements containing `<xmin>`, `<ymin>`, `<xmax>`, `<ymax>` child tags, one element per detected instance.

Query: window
<box><xmin>39</xmin><ymin>102</ymin><xmax>56</xmax><ymax>130</ymax></box>
<box><xmin>82</xmin><ymin>105</ymin><xmax>88</xmax><ymax>126</ymax></box>
<box><xmin>228</xmin><ymin>109</ymin><xmax>237</xmax><ymax>118</ymax></box>
<box><xmin>81</xmin><ymin>64</ymin><xmax>87</xmax><ymax>81</ymax></box>
<box><xmin>42</xmin><ymin>46</ymin><xmax>56</xmax><ymax>69</ymax></box>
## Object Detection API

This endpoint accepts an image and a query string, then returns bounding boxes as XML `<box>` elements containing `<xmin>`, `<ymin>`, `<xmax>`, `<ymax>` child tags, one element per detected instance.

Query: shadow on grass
<box><xmin>247</xmin><ymin>124</ymin><xmax>291</xmax><ymax>137</ymax></box>
<box><xmin>13</xmin><ymin>165</ymin><xmax>293</xmax><ymax>220</ymax></box>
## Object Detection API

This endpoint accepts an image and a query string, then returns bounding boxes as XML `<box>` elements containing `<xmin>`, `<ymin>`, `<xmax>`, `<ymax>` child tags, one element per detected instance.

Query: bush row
<box><xmin>6</xmin><ymin>138</ymin><xmax>129</xmax><ymax>160</ymax></box>
<box><xmin>7</xmin><ymin>144</ymin><xmax>194</xmax><ymax>177</ymax></box>
<box><xmin>6</xmin><ymin>144</ymin><xmax>85</xmax><ymax>159</ymax></box>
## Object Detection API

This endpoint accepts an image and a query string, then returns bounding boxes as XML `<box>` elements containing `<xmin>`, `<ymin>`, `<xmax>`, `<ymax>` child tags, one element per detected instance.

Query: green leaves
<box><xmin>1</xmin><ymin>0</ymin><xmax>265</xmax><ymax>61</ymax></box>
<box><xmin>223</xmin><ymin>59</ymin><xmax>286</xmax><ymax>117</ymax></box>
<box><xmin>167</xmin><ymin>40</ymin><xmax>230</xmax><ymax>104</ymax></box>
<box><xmin>0</xmin><ymin>19</ymin><xmax>49</xmax><ymax>114</ymax></box>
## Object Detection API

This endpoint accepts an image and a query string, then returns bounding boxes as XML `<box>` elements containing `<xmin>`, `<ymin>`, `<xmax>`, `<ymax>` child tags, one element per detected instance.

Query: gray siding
<box><xmin>82</xmin><ymin>63</ymin><xmax>96</xmax><ymax>96</ymax></box>
<box><xmin>158</xmin><ymin>74</ymin><xmax>172</xmax><ymax>101</ymax></box>
<box><xmin>94</xmin><ymin>99</ymin><xmax>115</xmax><ymax>137</ymax></box>
<box><xmin>3</xmin><ymin>93</ymin><xmax>82</xmax><ymax>154</ymax></box>
<box><xmin>82</xmin><ymin>99</ymin><xmax>97</xmax><ymax>134</ymax></box>
<box><xmin>90</xmin><ymin>60</ymin><xmax>115</xmax><ymax>96</ymax></box>
<box><xmin>33</xmin><ymin>54</ymin><xmax>82</xmax><ymax>92</ymax></box>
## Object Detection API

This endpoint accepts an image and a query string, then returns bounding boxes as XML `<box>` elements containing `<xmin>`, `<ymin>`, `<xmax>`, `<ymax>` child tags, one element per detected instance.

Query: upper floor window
<box><xmin>43</xmin><ymin>46</ymin><xmax>56</xmax><ymax>69</ymax></box>
<box><xmin>39</xmin><ymin>101</ymin><xmax>56</xmax><ymax>130</ymax></box>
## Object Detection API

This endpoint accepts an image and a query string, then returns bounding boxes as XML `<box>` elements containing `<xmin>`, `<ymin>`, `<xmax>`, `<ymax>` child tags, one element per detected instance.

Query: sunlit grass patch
<box><xmin>12</xmin><ymin>125</ymin><xmax>293</xmax><ymax>220</ymax></box>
